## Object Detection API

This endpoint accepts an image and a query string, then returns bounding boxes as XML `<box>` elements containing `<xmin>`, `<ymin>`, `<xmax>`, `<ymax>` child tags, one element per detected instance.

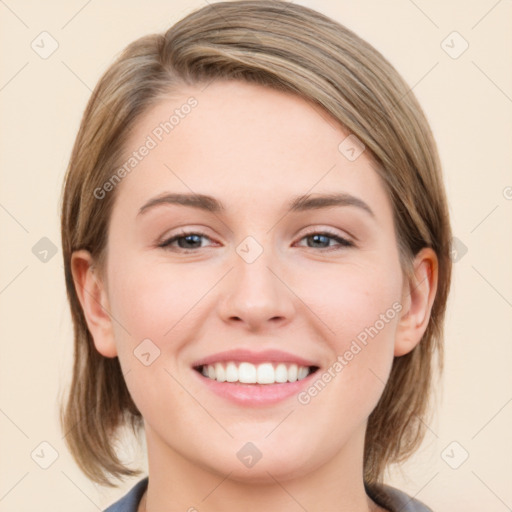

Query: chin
<box><xmin>195</xmin><ymin>438</ymin><xmax>321</xmax><ymax>484</ymax></box>
<box><xmin>213</xmin><ymin>457</ymin><xmax>313</xmax><ymax>484</ymax></box>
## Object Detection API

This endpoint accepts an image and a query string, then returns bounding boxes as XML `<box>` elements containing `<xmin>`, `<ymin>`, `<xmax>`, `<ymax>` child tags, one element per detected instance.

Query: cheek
<box><xmin>330</xmin><ymin>278</ymin><xmax>401</xmax><ymax>360</ymax></box>
<box><xmin>299</xmin><ymin>256</ymin><xmax>402</xmax><ymax>343</ymax></box>
<box><xmin>104</xmin><ymin>257</ymin><xmax>206</xmax><ymax>417</ymax></box>
<box><xmin>297</xmin><ymin>259</ymin><xmax>402</xmax><ymax>403</ymax></box>
<box><xmin>108</xmin><ymin>256</ymin><xmax>210</xmax><ymax>342</ymax></box>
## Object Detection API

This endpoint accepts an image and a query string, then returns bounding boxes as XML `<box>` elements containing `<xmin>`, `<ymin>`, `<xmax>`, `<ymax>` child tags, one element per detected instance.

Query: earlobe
<box><xmin>394</xmin><ymin>248</ymin><xmax>438</xmax><ymax>357</ymax></box>
<box><xmin>70</xmin><ymin>250</ymin><xmax>118</xmax><ymax>358</ymax></box>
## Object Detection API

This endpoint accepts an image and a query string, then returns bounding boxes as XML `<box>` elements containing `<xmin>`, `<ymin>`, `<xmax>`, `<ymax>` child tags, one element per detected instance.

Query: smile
<box><xmin>195</xmin><ymin>361</ymin><xmax>318</xmax><ymax>384</ymax></box>
<box><xmin>191</xmin><ymin>348</ymin><xmax>321</xmax><ymax>405</ymax></box>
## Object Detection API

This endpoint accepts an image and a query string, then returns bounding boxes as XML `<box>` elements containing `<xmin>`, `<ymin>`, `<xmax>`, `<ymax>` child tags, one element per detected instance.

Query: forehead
<box><xmin>112</xmin><ymin>79</ymin><xmax>388</xmax><ymax>217</ymax></box>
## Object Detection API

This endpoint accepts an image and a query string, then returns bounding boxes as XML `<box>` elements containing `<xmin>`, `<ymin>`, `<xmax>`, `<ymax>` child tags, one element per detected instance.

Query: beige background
<box><xmin>1</xmin><ymin>0</ymin><xmax>511</xmax><ymax>510</ymax></box>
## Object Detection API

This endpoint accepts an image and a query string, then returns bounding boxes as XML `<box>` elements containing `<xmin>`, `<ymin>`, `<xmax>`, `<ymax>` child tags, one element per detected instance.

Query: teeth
<box><xmin>199</xmin><ymin>361</ymin><xmax>313</xmax><ymax>384</ymax></box>
<box><xmin>275</xmin><ymin>363</ymin><xmax>288</xmax><ymax>383</ymax></box>
<box><xmin>226</xmin><ymin>362</ymin><xmax>238</xmax><ymax>382</ymax></box>
<box><xmin>239</xmin><ymin>362</ymin><xmax>257</xmax><ymax>383</ymax></box>
<box><xmin>288</xmin><ymin>364</ymin><xmax>298</xmax><ymax>382</ymax></box>
<box><xmin>298</xmin><ymin>366</ymin><xmax>309</xmax><ymax>380</ymax></box>
<box><xmin>215</xmin><ymin>362</ymin><xmax>226</xmax><ymax>382</ymax></box>
<box><xmin>257</xmin><ymin>363</ymin><xmax>274</xmax><ymax>384</ymax></box>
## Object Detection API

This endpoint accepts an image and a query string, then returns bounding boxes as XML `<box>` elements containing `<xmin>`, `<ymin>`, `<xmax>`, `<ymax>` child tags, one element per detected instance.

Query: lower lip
<box><xmin>193</xmin><ymin>369</ymin><xmax>317</xmax><ymax>406</ymax></box>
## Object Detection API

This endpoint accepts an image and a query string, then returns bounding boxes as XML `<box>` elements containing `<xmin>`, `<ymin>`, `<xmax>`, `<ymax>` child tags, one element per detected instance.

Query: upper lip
<box><xmin>191</xmin><ymin>349</ymin><xmax>319</xmax><ymax>368</ymax></box>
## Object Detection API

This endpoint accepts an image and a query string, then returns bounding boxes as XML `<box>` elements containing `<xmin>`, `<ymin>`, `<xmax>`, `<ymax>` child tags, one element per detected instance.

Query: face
<box><xmin>77</xmin><ymin>80</ymin><xmax>426</xmax><ymax>483</ymax></box>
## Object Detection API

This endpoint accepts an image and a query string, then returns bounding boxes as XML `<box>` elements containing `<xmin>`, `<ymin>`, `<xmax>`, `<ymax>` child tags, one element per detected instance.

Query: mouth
<box><xmin>190</xmin><ymin>349</ymin><xmax>321</xmax><ymax>406</ymax></box>
<box><xmin>193</xmin><ymin>362</ymin><xmax>320</xmax><ymax>384</ymax></box>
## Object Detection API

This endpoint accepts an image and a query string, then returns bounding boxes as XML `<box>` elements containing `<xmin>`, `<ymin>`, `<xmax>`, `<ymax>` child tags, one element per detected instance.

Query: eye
<box><xmin>158</xmin><ymin>228</ymin><xmax>354</xmax><ymax>253</ymax></box>
<box><xmin>295</xmin><ymin>230</ymin><xmax>354</xmax><ymax>250</ymax></box>
<box><xmin>158</xmin><ymin>230</ymin><xmax>214</xmax><ymax>251</ymax></box>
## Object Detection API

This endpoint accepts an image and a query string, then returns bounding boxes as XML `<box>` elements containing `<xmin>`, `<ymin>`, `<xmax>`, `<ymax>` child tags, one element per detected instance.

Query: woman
<box><xmin>60</xmin><ymin>1</ymin><xmax>452</xmax><ymax>511</ymax></box>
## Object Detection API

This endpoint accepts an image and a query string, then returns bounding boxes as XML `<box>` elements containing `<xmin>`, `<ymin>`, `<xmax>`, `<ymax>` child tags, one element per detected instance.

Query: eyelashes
<box><xmin>158</xmin><ymin>229</ymin><xmax>354</xmax><ymax>253</ymax></box>
<box><xmin>295</xmin><ymin>231</ymin><xmax>354</xmax><ymax>250</ymax></box>
<box><xmin>159</xmin><ymin>231</ymin><xmax>209</xmax><ymax>251</ymax></box>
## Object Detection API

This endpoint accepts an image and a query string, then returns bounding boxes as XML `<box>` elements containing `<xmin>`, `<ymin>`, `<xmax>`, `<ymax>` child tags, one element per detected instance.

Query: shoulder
<box><xmin>103</xmin><ymin>477</ymin><xmax>148</xmax><ymax>512</ymax></box>
<box><xmin>366</xmin><ymin>482</ymin><xmax>434</xmax><ymax>512</ymax></box>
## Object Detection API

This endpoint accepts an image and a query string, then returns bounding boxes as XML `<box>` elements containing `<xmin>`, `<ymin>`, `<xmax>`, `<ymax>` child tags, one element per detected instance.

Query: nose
<box><xmin>217</xmin><ymin>243</ymin><xmax>295</xmax><ymax>331</ymax></box>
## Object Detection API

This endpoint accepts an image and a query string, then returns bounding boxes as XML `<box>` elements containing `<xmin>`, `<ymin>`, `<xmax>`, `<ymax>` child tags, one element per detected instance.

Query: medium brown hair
<box><xmin>60</xmin><ymin>0</ymin><xmax>452</xmax><ymax>488</ymax></box>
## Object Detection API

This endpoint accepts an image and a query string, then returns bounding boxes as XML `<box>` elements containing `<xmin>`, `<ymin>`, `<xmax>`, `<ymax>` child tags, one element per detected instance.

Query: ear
<box><xmin>394</xmin><ymin>247</ymin><xmax>438</xmax><ymax>357</ymax></box>
<box><xmin>70</xmin><ymin>249</ymin><xmax>117</xmax><ymax>358</ymax></box>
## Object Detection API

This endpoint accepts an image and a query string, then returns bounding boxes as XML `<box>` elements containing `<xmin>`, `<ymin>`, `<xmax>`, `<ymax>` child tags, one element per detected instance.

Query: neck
<box><xmin>141</xmin><ymin>425</ymin><xmax>383</xmax><ymax>512</ymax></box>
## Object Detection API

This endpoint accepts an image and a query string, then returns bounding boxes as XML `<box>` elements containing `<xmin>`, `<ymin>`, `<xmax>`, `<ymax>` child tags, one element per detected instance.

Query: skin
<box><xmin>72</xmin><ymin>80</ymin><xmax>438</xmax><ymax>512</ymax></box>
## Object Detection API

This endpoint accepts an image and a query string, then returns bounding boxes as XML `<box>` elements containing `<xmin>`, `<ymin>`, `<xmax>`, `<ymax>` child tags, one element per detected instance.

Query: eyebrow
<box><xmin>137</xmin><ymin>192</ymin><xmax>375</xmax><ymax>217</ymax></box>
